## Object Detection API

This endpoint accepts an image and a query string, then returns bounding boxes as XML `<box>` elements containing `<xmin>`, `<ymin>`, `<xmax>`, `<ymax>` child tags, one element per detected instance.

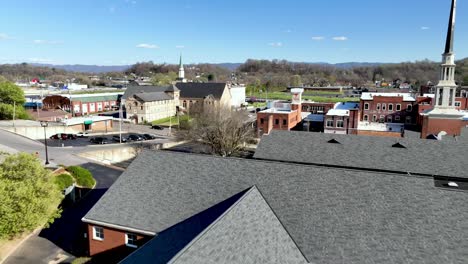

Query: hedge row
<box><xmin>54</xmin><ymin>174</ymin><xmax>74</xmax><ymax>190</ymax></box>
<box><xmin>66</xmin><ymin>166</ymin><xmax>96</xmax><ymax>188</ymax></box>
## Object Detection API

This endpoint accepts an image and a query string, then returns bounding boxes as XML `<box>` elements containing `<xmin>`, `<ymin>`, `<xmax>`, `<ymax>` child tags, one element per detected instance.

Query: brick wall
<box><xmin>356</xmin><ymin>130</ymin><xmax>402</xmax><ymax>138</ymax></box>
<box><xmin>361</xmin><ymin>96</ymin><xmax>415</xmax><ymax>124</ymax></box>
<box><xmin>91</xmin><ymin>120</ymin><xmax>113</xmax><ymax>132</ymax></box>
<box><xmin>257</xmin><ymin>111</ymin><xmax>299</xmax><ymax>136</ymax></box>
<box><xmin>87</xmin><ymin>224</ymin><xmax>151</xmax><ymax>257</ymax></box>
<box><xmin>421</xmin><ymin>116</ymin><xmax>463</xmax><ymax>138</ymax></box>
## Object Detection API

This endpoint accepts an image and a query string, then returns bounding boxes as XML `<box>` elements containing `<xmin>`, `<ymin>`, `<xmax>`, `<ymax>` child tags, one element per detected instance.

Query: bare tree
<box><xmin>177</xmin><ymin>105</ymin><xmax>254</xmax><ymax>157</ymax></box>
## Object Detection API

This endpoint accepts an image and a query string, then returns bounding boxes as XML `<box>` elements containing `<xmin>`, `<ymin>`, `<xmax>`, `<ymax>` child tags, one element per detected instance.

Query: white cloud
<box><xmin>136</xmin><ymin>43</ymin><xmax>159</xmax><ymax>49</ymax></box>
<box><xmin>268</xmin><ymin>42</ymin><xmax>283</xmax><ymax>47</ymax></box>
<box><xmin>332</xmin><ymin>36</ymin><xmax>348</xmax><ymax>41</ymax></box>
<box><xmin>176</xmin><ymin>45</ymin><xmax>185</xmax><ymax>49</ymax></box>
<box><xmin>311</xmin><ymin>36</ymin><xmax>325</xmax><ymax>41</ymax></box>
<box><xmin>33</xmin><ymin>40</ymin><xmax>62</xmax><ymax>45</ymax></box>
<box><xmin>421</xmin><ymin>26</ymin><xmax>430</xmax><ymax>30</ymax></box>
<box><xmin>0</xmin><ymin>33</ymin><xmax>12</xmax><ymax>40</ymax></box>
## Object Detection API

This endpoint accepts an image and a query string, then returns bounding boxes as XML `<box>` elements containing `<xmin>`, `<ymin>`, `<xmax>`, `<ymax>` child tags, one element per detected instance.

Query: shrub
<box><xmin>67</xmin><ymin>166</ymin><xmax>96</xmax><ymax>188</ymax></box>
<box><xmin>54</xmin><ymin>174</ymin><xmax>74</xmax><ymax>190</ymax></box>
<box><xmin>0</xmin><ymin>153</ymin><xmax>62</xmax><ymax>239</ymax></box>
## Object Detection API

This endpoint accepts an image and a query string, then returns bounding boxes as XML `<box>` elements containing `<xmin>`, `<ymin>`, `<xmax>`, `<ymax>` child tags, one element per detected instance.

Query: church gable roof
<box><xmin>175</xmin><ymin>82</ymin><xmax>227</xmax><ymax>100</ymax></box>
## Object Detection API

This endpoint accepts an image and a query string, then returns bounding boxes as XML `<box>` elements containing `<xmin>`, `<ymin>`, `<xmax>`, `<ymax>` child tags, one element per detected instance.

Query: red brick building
<box><xmin>43</xmin><ymin>93</ymin><xmax>122</xmax><ymax>116</ymax></box>
<box><xmin>256</xmin><ymin>89</ymin><xmax>303</xmax><ymax>136</ymax></box>
<box><xmin>324</xmin><ymin>102</ymin><xmax>360</xmax><ymax>135</ymax></box>
<box><xmin>360</xmin><ymin>92</ymin><xmax>417</xmax><ymax>124</ymax></box>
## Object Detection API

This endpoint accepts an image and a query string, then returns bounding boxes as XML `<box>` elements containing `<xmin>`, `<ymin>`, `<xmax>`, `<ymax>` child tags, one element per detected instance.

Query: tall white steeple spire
<box><xmin>177</xmin><ymin>54</ymin><xmax>186</xmax><ymax>82</ymax></box>
<box><xmin>434</xmin><ymin>0</ymin><xmax>457</xmax><ymax>109</ymax></box>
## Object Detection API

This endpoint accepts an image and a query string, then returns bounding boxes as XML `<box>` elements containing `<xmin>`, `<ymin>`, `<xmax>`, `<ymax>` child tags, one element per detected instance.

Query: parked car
<box><xmin>127</xmin><ymin>134</ymin><xmax>144</xmax><ymax>141</ymax></box>
<box><xmin>49</xmin><ymin>134</ymin><xmax>61</xmax><ymax>140</ymax></box>
<box><xmin>142</xmin><ymin>134</ymin><xmax>156</xmax><ymax>140</ymax></box>
<box><xmin>66</xmin><ymin>133</ymin><xmax>77</xmax><ymax>140</ymax></box>
<box><xmin>76</xmin><ymin>132</ymin><xmax>90</xmax><ymax>138</ymax></box>
<box><xmin>49</xmin><ymin>133</ymin><xmax>72</xmax><ymax>140</ymax></box>
<box><xmin>151</xmin><ymin>125</ymin><xmax>164</xmax><ymax>130</ymax></box>
<box><xmin>112</xmin><ymin>135</ymin><xmax>127</xmax><ymax>143</ymax></box>
<box><xmin>90</xmin><ymin>137</ymin><xmax>108</xmax><ymax>144</ymax></box>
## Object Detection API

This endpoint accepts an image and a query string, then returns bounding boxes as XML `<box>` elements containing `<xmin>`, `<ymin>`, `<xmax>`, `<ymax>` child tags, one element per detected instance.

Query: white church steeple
<box><xmin>434</xmin><ymin>0</ymin><xmax>458</xmax><ymax>109</ymax></box>
<box><xmin>177</xmin><ymin>54</ymin><xmax>187</xmax><ymax>83</ymax></box>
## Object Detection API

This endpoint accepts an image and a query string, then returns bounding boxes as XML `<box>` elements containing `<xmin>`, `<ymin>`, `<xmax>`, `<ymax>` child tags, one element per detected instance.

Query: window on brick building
<box><xmin>395</xmin><ymin>115</ymin><xmax>401</xmax><ymax>121</ymax></box>
<box><xmin>406</xmin><ymin>104</ymin><xmax>412</xmax><ymax>112</ymax></box>
<box><xmin>455</xmin><ymin>101</ymin><xmax>461</xmax><ymax>107</ymax></box>
<box><xmin>376</xmin><ymin>103</ymin><xmax>381</xmax><ymax>111</ymax></box>
<box><xmin>405</xmin><ymin>116</ymin><xmax>412</xmax><ymax>124</ymax></box>
<box><xmin>260</xmin><ymin>118</ymin><xmax>264</xmax><ymax>124</ymax></box>
<box><xmin>382</xmin><ymin>104</ymin><xmax>386</xmax><ymax>111</ymax></box>
<box><xmin>275</xmin><ymin>119</ymin><xmax>279</xmax><ymax>125</ymax></box>
<box><xmin>396</xmin><ymin>104</ymin><xmax>401</xmax><ymax>111</ymax></box>
<box><xmin>364</xmin><ymin>103</ymin><xmax>369</xmax><ymax>110</ymax></box>
<box><xmin>387</xmin><ymin>116</ymin><xmax>392</xmax><ymax>123</ymax></box>
<box><xmin>379</xmin><ymin>115</ymin><xmax>385</xmax><ymax>123</ymax></box>
<box><xmin>372</xmin><ymin>115</ymin><xmax>377</xmax><ymax>122</ymax></box>
<box><xmin>283</xmin><ymin>119</ymin><xmax>287</xmax><ymax>126</ymax></box>
<box><xmin>364</xmin><ymin>115</ymin><xmax>369</xmax><ymax>121</ymax></box>
<box><xmin>336</xmin><ymin>120</ymin><xmax>344</xmax><ymax>128</ymax></box>
<box><xmin>126</xmin><ymin>233</ymin><xmax>138</xmax><ymax>248</ymax></box>
<box><xmin>326</xmin><ymin>119</ymin><xmax>334</xmax><ymax>127</ymax></box>
<box><xmin>93</xmin><ymin>226</ymin><xmax>104</xmax><ymax>241</ymax></box>
<box><xmin>388</xmin><ymin>104</ymin><xmax>393</xmax><ymax>111</ymax></box>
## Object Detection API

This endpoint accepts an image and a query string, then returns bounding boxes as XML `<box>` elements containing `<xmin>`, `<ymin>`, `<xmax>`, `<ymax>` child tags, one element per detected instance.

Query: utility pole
<box><xmin>13</xmin><ymin>101</ymin><xmax>16</xmax><ymax>132</ymax></box>
<box><xmin>119</xmin><ymin>99</ymin><xmax>125</xmax><ymax>143</ymax></box>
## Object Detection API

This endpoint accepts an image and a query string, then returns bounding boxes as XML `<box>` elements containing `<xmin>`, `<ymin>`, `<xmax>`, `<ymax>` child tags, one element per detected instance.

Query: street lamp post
<box><xmin>40</xmin><ymin>121</ymin><xmax>49</xmax><ymax>165</ymax></box>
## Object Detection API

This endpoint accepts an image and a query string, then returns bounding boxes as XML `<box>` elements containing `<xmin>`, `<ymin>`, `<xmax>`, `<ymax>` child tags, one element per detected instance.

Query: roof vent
<box><xmin>392</xmin><ymin>142</ymin><xmax>406</xmax><ymax>149</ymax></box>
<box><xmin>328</xmin><ymin>139</ymin><xmax>340</xmax><ymax>144</ymax></box>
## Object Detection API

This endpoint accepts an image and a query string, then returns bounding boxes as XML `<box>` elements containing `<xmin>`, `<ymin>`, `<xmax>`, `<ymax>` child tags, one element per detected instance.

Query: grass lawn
<box><xmin>152</xmin><ymin>115</ymin><xmax>190</xmax><ymax>126</ymax></box>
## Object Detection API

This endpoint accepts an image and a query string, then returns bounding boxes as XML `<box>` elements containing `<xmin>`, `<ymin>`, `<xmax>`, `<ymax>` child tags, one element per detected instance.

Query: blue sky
<box><xmin>0</xmin><ymin>0</ymin><xmax>467</xmax><ymax>65</ymax></box>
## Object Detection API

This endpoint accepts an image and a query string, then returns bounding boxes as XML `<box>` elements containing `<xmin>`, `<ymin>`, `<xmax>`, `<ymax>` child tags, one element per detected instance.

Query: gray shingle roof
<box><xmin>120</xmin><ymin>187</ymin><xmax>307</xmax><ymax>264</ymax></box>
<box><xmin>122</xmin><ymin>85</ymin><xmax>174</xmax><ymax>100</ymax></box>
<box><xmin>134</xmin><ymin>92</ymin><xmax>173</xmax><ymax>102</ymax></box>
<box><xmin>254</xmin><ymin>130</ymin><xmax>468</xmax><ymax>178</ymax></box>
<box><xmin>84</xmin><ymin>150</ymin><xmax>468</xmax><ymax>264</ymax></box>
<box><xmin>175</xmin><ymin>82</ymin><xmax>227</xmax><ymax>99</ymax></box>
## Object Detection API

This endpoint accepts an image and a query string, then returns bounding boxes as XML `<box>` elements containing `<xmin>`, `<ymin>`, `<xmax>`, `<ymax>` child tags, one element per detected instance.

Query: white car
<box><xmin>76</xmin><ymin>132</ymin><xmax>90</xmax><ymax>138</ymax></box>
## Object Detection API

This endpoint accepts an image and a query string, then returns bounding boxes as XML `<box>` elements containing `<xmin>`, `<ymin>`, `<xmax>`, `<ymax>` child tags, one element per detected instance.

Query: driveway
<box><xmin>0</xmin><ymin>130</ymin><xmax>124</xmax><ymax>264</ymax></box>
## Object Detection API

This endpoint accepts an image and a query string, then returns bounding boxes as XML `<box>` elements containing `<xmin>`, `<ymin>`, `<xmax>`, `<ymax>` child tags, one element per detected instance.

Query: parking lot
<box><xmin>43</xmin><ymin>132</ymin><xmax>168</xmax><ymax>148</ymax></box>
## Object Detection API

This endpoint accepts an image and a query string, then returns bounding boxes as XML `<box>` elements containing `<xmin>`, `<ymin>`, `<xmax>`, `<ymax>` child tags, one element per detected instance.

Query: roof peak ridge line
<box><xmin>167</xmin><ymin>186</ymin><xmax>258</xmax><ymax>264</ymax></box>
<box><xmin>156</xmin><ymin>150</ymin><xmax>443</xmax><ymax>178</ymax></box>
<box><xmin>255</xmin><ymin>186</ymin><xmax>310</xmax><ymax>263</ymax></box>
<box><xmin>253</xmin><ymin>156</ymin><xmax>440</xmax><ymax>179</ymax></box>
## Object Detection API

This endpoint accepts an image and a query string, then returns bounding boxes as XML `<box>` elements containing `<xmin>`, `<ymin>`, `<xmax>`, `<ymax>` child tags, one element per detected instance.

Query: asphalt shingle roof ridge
<box><xmin>168</xmin><ymin>186</ymin><xmax>309</xmax><ymax>264</ymax></box>
<box><xmin>163</xmin><ymin>149</ymin><xmax>435</xmax><ymax>180</ymax></box>
<box><xmin>254</xmin><ymin>130</ymin><xmax>468</xmax><ymax>179</ymax></box>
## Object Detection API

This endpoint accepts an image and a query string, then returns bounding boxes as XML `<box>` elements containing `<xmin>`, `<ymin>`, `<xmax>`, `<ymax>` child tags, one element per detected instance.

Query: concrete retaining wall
<box><xmin>1</xmin><ymin>126</ymin><xmax>80</xmax><ymax>140</ymax></box>
<box><xmin>78</xmin><ymin>141</ymin><xmax>186</xmax><ymax>166</ymax></box>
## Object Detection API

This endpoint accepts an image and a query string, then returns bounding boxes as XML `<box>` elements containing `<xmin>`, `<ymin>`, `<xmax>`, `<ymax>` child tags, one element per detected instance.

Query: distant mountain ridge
<box><xmin>30</xmin><ymin>63</ymin><xmax>131</xmax><ymax>73</ymax></box>
<box><xmin>28</xmin><ymin>62</ymin><xmax>388</xmax><ymax>73</ymax></box>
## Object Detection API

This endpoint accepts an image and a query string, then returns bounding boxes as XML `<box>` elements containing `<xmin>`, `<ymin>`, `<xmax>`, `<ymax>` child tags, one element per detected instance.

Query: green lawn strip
<box><xmin>152</xmin><ymin>115</ymin><xmax>190</xmax><ymax>126</ymax></box>
<box><xmin>66</xmin><ymin>166</ymin><xmax>96</xmax><ymax>188</ymax></box>
<box><xmin>54</xmin><ymin>174</ymin><xmax>75</xmax><ymax>190</ymax></box>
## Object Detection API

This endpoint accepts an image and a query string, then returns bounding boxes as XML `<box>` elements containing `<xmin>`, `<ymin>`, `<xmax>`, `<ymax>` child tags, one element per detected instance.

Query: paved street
<box><xmin>0</xmin><ymin>129</ymin><xmax>127</xmax><ymax>264</ymax></box>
